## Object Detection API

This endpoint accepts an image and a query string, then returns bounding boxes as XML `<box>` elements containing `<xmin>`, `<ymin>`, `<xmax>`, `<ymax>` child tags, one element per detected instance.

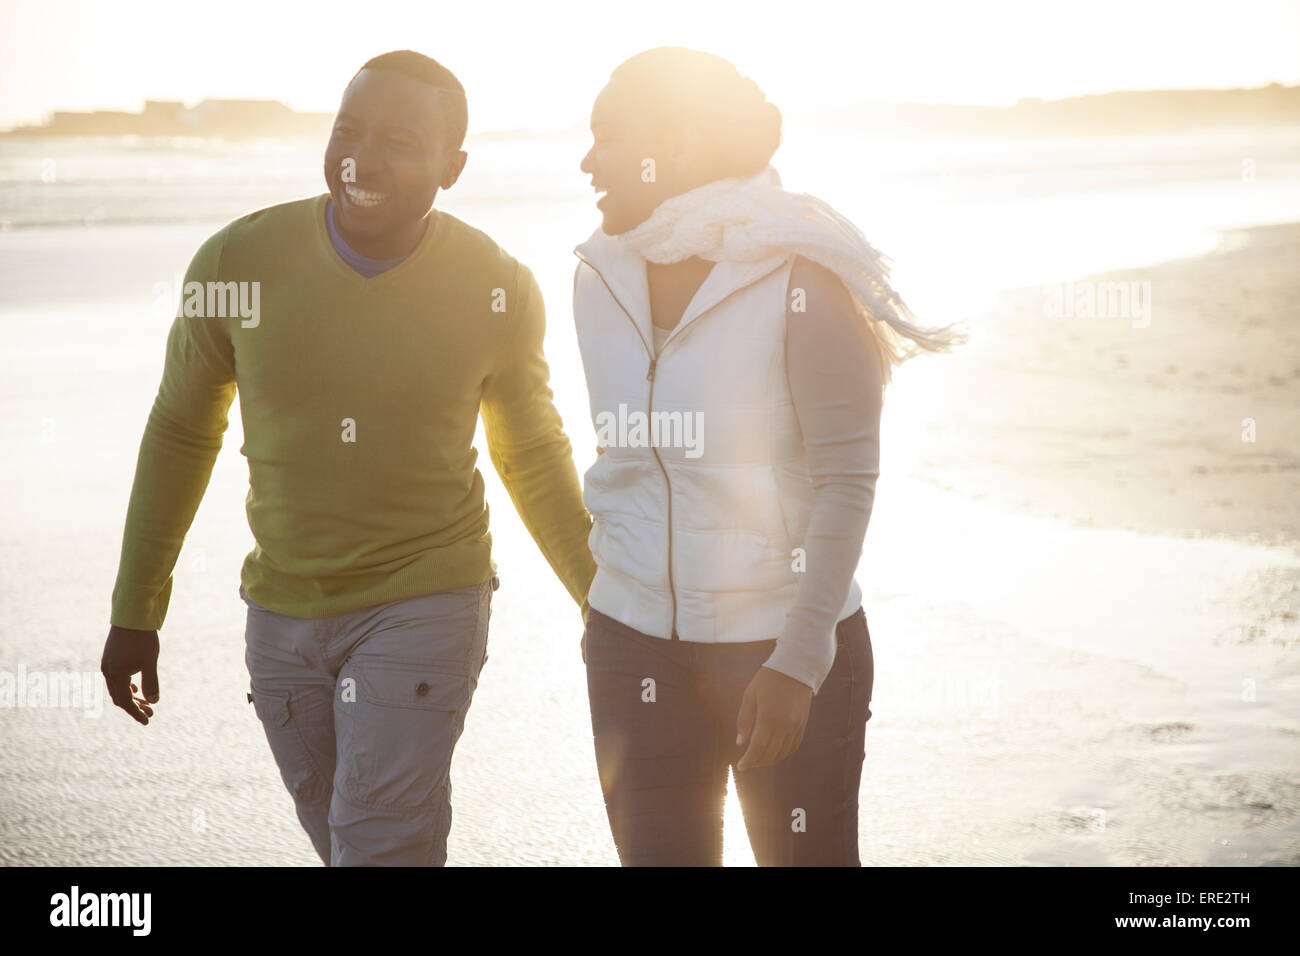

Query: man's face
<box><xmin>322</xmin><ymin>68</ymin><xmax>466</xmax><ymax>242</ymax></box>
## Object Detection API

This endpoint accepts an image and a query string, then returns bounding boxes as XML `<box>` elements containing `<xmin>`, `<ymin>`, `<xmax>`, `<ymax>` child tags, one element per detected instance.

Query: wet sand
<box><xmin>894</xmin><ymin>221</ymin><xmax>1300</xmax><ymax>546</ymax></box>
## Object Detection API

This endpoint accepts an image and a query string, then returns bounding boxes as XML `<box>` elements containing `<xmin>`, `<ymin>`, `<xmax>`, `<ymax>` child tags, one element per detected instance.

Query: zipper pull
<box><xmin>646</xmin><ymin>357</ymin><xmax>657</xmax><ymax>381</ymax></box>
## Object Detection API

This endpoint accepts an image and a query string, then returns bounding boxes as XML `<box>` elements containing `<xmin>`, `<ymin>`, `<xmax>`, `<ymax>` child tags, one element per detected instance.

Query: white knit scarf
<box><xmin>620</xmin><ymin>165</ymin><xmax>966</xmax><ymax>375</ymax></box>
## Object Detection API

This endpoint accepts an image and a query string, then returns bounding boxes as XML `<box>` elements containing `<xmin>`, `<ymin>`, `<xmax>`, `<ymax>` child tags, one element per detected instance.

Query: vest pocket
<box><xmin>754</xmin><ymin>465</ymin><xmax>795</xmax><ymax>553</ymax></box>
<box><xmin>771</xmin><ymin>463</ymin><xmax>813</xmax><ymax>549</ymax></box>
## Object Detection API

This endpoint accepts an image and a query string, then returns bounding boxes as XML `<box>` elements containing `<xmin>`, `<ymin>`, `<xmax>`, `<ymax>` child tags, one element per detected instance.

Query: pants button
<box><xmin>416</xmin><ymin>682</ymin><xmax>430</xmax><ymax>696</ymax></box>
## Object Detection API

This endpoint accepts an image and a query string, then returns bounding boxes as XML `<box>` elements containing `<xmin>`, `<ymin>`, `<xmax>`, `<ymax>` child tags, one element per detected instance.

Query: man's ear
<box><xmin>441</xmin><ymin>150</ymin><xmax>468</xmax><ymax>190</ymax></box>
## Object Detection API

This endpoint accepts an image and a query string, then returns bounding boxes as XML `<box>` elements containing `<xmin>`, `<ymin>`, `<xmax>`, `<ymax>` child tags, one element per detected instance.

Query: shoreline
<box><xmin>888</xmin><ymin>220</ymin><xmax>1300</xmax><ymax>549</ymax></box>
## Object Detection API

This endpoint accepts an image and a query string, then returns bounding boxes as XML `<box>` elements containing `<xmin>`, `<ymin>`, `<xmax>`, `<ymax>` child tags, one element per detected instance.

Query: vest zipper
<box><xmin>643</xmin><ymin>354</ymin><xmax>678</xmax><ymax>639</ymax></box>
<box><xmin>575</xmin><ymin>254</ymin><xmax>678</xmax><ymax>639</ymax></box>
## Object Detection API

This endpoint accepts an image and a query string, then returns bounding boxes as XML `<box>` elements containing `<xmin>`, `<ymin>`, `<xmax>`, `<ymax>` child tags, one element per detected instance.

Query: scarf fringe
<box><xmin>621</xmin><ymin>166</ymin><xmax>968</xmax><ymax>382</ymax></box>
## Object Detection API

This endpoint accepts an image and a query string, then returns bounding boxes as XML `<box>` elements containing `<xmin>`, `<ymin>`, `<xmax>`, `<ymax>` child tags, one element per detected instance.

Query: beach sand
<box><xmin>895</xmin><ymin>221</ymin><xmax>1300</xmax><ymax>546</ymax></box>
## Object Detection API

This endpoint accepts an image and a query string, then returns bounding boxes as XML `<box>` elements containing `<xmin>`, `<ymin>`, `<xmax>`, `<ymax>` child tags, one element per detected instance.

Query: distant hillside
<box><xmin>0</xmin><ymin>98</ymin><xmax>334</xmax><ymax>140</ymax></box>
<box><xmin>800</xmin><ymin>84</ymin><xmax>1300</xmax><ymax>137</ymax></box>
<box><xmin>3</xmin><ymin>85</ymin><xmax>1298</xmax><ymax>140</ymax></box>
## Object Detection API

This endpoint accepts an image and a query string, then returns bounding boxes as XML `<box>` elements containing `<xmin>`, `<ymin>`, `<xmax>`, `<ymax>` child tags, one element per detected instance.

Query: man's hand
<box><xmin>736</xmin><ymin>666</ymin><xmax>813</xmax><ymax>771</ymax></box>
<box><xmin>100</xmin><ymin>626</ymin><xmax>160</xmax><ymax>726</ymax></box>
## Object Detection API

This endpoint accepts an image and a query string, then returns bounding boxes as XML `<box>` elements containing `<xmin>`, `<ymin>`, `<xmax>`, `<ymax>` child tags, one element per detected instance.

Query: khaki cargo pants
<box><xmin>241</xmin><ymin>577</ymin><xmax>495</xmax><ymax>866</ymax></box>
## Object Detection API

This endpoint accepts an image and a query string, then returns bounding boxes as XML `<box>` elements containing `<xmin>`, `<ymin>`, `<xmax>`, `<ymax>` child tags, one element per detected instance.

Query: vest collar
<box><xmin>574</xmin><ymin>226</ymin><xmax>790</xmax><ymax>349</ymax></box>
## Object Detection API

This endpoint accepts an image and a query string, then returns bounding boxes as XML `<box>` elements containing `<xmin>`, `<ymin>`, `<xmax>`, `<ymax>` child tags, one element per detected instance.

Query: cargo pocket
<box><xmin>337</xmin><ymin>663</ymin><xmax>472</xmax><ymax>810</ymax></box>
<box><xmin>251</xmin><ymin>687</ymin><xmax>290</xmax><ymax>726</ymax></box>
<box><xmin>359</xmin><ymin>665</ymin><xmax>469</xmax><ymax>711</ymax></box>
<box><xmin>249</xmin><ymin>688</ymin><xmax>333</xmax><ymax>809</ymax></box>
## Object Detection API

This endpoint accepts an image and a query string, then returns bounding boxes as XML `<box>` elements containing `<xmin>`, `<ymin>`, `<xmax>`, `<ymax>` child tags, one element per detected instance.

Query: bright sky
<box><xmin>2</xmin><ymin>0</ymin><xmax>1298</xmax><ymax>133</ymax></box>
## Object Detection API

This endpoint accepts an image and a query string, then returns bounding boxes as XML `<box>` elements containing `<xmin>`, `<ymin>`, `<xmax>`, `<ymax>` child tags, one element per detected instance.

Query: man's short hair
<box><xmin>353</xmin><ymin>50</ymin><xmax>468</xmax><ymax>152</ymax></box>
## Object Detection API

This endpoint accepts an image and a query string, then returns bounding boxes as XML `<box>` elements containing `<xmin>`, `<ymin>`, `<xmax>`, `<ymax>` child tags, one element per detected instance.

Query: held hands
<box><xmin>736</xmin><ymin>665</ymin><xmax>813</xmax><ymax>771</ymax></box>
<box><xmin>579</xmin><ymin>607</ymin><xmax>810</xmax><ymax>768</ymax></box>
<box><xmin>100</xmin><ymin>626</ymin><xmax>161</xmax><ymax>725</ymax></box>
<box><xmin>580</xmin><ymin>602</ymin><xmax>590</xmax><ymax>664</ymax></box>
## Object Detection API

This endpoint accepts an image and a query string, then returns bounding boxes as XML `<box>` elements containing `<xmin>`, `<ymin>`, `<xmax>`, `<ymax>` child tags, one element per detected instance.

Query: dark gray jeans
<box><xmin>585</xmin><ymin>605</ymin><xmax>873</xmax><ymax>866</ymax></box>
<box><xmin>241</xmin><ymin>576</ymin><xmax>494</xmax><ymax>866</ymax></box>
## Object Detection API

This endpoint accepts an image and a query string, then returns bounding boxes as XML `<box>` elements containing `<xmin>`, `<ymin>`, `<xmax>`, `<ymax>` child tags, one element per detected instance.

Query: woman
<box><xmin>573</xmin><ymin>47</ymin><xmax>964</xmax><ymax>866</ymax></box>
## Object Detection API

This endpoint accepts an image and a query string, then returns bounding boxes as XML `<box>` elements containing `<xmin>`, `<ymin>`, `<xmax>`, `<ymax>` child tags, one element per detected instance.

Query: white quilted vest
<box><xmin>572</xmin><ymin>226</ymin><xmax>862</xmax><ymax>643</ymax></box>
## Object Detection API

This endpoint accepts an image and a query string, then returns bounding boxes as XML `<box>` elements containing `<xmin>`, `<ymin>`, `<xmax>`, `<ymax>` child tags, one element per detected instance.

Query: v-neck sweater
<box><xmin>111</xmin><ymin>193</ymin><xmax>595</xmax><ymax>629</ymax></box>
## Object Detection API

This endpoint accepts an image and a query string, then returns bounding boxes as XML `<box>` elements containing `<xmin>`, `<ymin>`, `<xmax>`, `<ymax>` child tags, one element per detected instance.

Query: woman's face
<box><xmin>580</xmin><ymin>83</ymin><xmax>705</xmax><ymax>236</ymax></box>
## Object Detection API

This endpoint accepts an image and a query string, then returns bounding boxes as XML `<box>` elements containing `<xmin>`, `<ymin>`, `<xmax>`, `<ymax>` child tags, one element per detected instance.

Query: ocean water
<box><xmin>1</xmin><ymin>128</ymin><xmax>1298</xmax><ymax>865</ymax></box>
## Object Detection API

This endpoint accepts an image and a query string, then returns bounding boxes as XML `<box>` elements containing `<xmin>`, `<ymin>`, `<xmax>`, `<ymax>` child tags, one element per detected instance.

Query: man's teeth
<box><xmin>345</xmin><ymin>185</ymin><xmax>389</xmax><ymax>207</ymax></box>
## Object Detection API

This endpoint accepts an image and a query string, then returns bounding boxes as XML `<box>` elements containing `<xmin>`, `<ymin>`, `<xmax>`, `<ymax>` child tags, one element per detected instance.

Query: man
<box><xmin>100</xmin><ymin>50</ymin><xmax>596</xmax><ymax>866</ymax></box>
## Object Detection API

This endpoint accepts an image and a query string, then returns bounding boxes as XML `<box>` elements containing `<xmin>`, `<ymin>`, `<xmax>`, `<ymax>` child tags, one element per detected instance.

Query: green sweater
<box><xmin>111</xmin><ymin>193</ymin><xmax>595</xmax><ymax>630</ymax></box>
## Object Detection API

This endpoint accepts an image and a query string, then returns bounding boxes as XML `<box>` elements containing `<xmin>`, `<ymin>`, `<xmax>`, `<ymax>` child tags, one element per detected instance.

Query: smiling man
<box><xmin>99</xmin><ymin>51</ymin><xmax>596</xmax><ymax>866</ymax></box>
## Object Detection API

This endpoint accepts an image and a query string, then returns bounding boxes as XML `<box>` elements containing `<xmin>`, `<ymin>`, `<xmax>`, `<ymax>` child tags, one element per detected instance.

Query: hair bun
<box><xmin>612</xmin><ymin>47</ymin><xmax>783</xmax><ymax>178</ymax></box>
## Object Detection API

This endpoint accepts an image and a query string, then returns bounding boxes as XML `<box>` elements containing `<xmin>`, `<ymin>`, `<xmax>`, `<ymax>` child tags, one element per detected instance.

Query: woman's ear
<box><xmin>663</xmin><ymin>122</ymin><xmax>710</xmax><ymax>186</ymax></box>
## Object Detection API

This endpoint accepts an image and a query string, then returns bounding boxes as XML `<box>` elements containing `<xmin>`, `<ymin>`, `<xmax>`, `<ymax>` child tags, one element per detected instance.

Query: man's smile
<box><xmin>342</xmin><ymin>184</ymin><xmax>390</xmax><ymax>209</ymax></box>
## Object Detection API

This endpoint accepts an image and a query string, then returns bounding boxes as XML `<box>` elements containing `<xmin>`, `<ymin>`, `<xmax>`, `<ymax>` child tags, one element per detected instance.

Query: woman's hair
<box><xmin>608</xmin><ymin>47</ymin><xmax>781</xmax><ymax>180</ymax></box>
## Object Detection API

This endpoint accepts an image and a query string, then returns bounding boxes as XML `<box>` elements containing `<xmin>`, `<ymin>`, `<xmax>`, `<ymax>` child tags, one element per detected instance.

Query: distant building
<box><xmin>2</xmin><ymin>98</ymin><xmax>334</xmax><ymax>140</ymax></box>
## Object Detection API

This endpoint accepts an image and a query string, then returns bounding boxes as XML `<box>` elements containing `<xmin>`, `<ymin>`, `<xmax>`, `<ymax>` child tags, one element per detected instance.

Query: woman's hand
<box><xmin>736</xmin><ymin>666</ymin><xmax>813</xmax><ymax>770</ymax></box>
